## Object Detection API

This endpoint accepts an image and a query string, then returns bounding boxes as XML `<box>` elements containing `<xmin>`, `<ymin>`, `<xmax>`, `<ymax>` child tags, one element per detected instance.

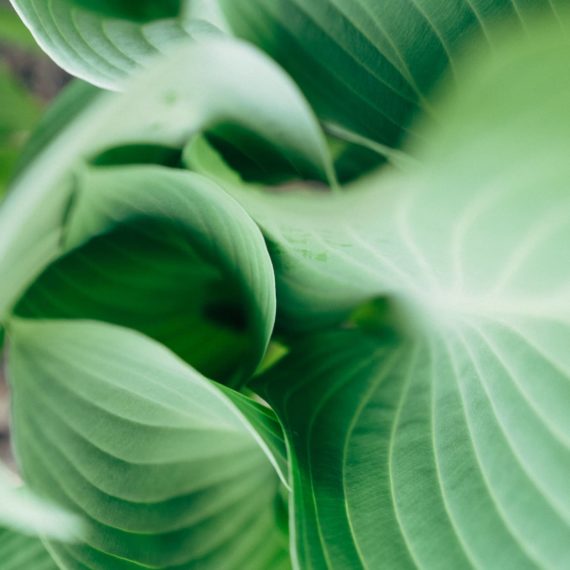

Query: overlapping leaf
<box><xmin>66</xmin><ymin>0</ymin><xmax>182</xmax><ymax>22</ymax></box>
<box><xmin>0</xmin><ymin>528</ymin><xmax>58</xmax><ymax>570</ymax></box>
<box><xmin>0</xmin><ymin>38</ymin><xmax>332</xmax><ymax>322</ymax></box>
<box><xmin>13</xmin><ymin>164</ymin><xmax>276</xmax><ymax>386</ymax></box>
<box><xmin>220</xmin><ymin>0</ymin><xmax>566</xmax><ymax>155</ymax></box>
<box><xmin>8</xmin><ymin>319</ymin><xmax>290</xmax><ymax>570</ymax></box>
<box><xmin>4</xmin><ymin>3</ymin><xmax>570</xmax><ymax>569</ymax></box>
<box><xmin>9</xmin><ymin>0</ymin><xmax>219</xmax><ymax>89</ymax></box>
<box><xmin>240</xmin><ymin>19</ymin><xmax>570</xmax><ymax>570</ymax></box>
<box><xmin>0</xmin><ymin>465</ymin><xmax>80</xmax><ymax>541</ymax></box>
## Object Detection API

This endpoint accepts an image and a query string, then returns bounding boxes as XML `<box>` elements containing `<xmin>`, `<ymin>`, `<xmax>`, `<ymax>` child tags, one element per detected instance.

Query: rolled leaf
<box><xmin>0</xmin><ymin>38</ymin><xmax>332</xmax><ymax>323</ymax></box>
<box><xmin>13</xmin><ymin>164</ymin><xmax>276</xmax><ymax>386</ymax></box>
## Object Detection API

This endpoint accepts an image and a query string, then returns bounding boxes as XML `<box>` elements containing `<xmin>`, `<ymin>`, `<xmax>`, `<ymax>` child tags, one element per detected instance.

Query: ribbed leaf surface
<box><xmin>9</xmin><ymin>319</ymin><xmax>290</xmax><ymax>570</ymax></box>
<box><xmin>14</xmin><ymin>165</ymin><xmax>276</xmax><ymax>386</ymax></box>
<box><xmin>257</xmin><ymin>326</ymin><xmax>570</xmax><ymax>569</ymax></box>
<box><xmin>220</xmin><ymin>0</ymin><xmax>565</xmax><ymax>150</ymax></box>
<box><xmin>0</xmin><ymin>466</ymin><xmax>80</xmax><ymax>541</ymax></box>
<box><xmin>9</xmin><ymin>0</ymin><xmax>217</xmax><ymax>89</ymax></box>
<box><xmin>0</xmin><ymin>528</ymin><xmax>58</xmax><ymax>570</ymax></box>
<box><xmin>0</xmin><ymin>39</ymin><xmax>331</xmax><ymax>324</ymax></box>
<box><xmin>232</xmin><ymin>19</ymin><xmax>570</xmax><ymax>570</ymax></box>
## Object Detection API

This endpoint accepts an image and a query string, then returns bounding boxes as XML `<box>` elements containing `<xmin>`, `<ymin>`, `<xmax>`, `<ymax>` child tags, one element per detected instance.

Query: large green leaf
<box><xmin>257</xmin><ymin>326</ymin><xmax>570</xmax><ymax>569</ymax></box>
<box><xmin>9</xmin><ymin>0</ymin><xmax>218</xmax><ymax>89</ymax></box>
<box><xmin>8</xmin><ymin>318</ymin><xmax>290</xmax><ymax>570</ymax></box>
<box><xmin>211</xmin><ymin>19</ymin><xmax>570</xmax><ymax>330</ymax></box>
<box><xmin>0</xmin><ymin>38</ymin><xmax>332</xmax><ymax>323</ymax></box>
<box><xmin>234</xmin><ymin>18</ymin><xmax>570</xmax><ymax>570</ymax></box>
<box><xmin>0</xmin><ymin>528</ymin><xmax>58</xmax><ymax>570</ymax></box>
<box><xmin>12</xmin><ymin>164</ymin><xmax>276</xmax><ymax>386</ymax></box>
<box><xmin>220</xmin><ymin>0</ymin><xmax>564</xmax><ymax>153</ymax></box>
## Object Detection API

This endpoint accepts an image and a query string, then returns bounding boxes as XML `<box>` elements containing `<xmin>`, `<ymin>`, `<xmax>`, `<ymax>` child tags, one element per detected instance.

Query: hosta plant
<box><xmin>0</xmin><ymin>1</ymin><xmax>569</xmax><ymax>569</ymax></box>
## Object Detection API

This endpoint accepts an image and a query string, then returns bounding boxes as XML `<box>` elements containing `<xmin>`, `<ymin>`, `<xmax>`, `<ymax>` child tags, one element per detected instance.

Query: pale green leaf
<box><xmin>8</xmin><ymin>318</ymin><xmax>290</xmax><ymax>570</ymax></box>
<box><xmin>0</xmin><ymin>38</ymin><xmax>332</xmax><ymax>323</ymax></box>
<box><xmin>9</xmin><ymin>0</ymin><xmax>219</xmax><ymax>89</ymax></box>
<box><xmin>212</xmin><ymin>20</ymin><xmax>570</xmax><ymax>330</ymax></box>
<box><xmin>257</xmin><ymin>326</ymin><xmax>570</xmax><ymax>569</ymax></box>
<box><xmin>0</xmin><ymin>465</ymin><xmax>81</xmax><ymax>541</ymax></box>
<box><xmin>0</xmin><ymin>528</ymin><xmax>59</xmax><ymax>570</ymax></box>
<box><xmin>237</xmin><ymin>18</ymin><xmax>570</xmax><ymax>570</ymax></box>
<box><xmin>185</xmin><ymin>0</ymin><xmax>229</xmax><ymax>31</ymax></box>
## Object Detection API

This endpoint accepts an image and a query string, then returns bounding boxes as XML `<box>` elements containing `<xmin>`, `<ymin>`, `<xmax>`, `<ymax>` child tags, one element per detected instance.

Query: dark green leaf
<box><xmin>220</xmin><ymin>0</ymin><xmax>565</xmax><ymax>168</ymax></box>
<box><xmin>66</xmin><ymin>0</ymin><xmax>182</xmax><ymax>22</ymax></box>
<box><xmin>0</xmin><ymin>64</ymin><xmax>40</xmax><ymax>197</ymax></box>
<box><xmin>14</xmin><ymin>165</ymin><xmax>276</xmax><ymax>387</ymax></box>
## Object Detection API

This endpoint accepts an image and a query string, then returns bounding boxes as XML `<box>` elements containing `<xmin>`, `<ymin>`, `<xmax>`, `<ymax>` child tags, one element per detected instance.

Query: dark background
<box><xmin>0</xmin><ymin>0</ymin><xmax>69</xmax><ymax>99</ymax></box>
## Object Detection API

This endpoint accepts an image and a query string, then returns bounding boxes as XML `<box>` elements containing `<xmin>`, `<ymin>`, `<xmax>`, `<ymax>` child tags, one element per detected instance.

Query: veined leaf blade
<box><xmin>8</xmin><ymin>318</ymin><xmax>290</xmax><ymax>569</ymax></box>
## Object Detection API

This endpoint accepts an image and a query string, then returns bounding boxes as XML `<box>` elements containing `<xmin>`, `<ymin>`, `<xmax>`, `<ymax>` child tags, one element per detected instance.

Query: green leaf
<box><xmin>0</xmin><ymin>528</ymin><xmax>58</xmax><ymax>570</ymax></box>
<box><xmin>9</xmin><ymin>0</ymin><xmax>219</xmax><ymax>89</ymax></box>
<box><xmin>238</xmin><ymin>17</ymin><xmax>570</xmax><ymax>570</ymax></box>
<box><xmin>185</xmin><ymin>0</ymin><xmax>230</xmax><ymax>30</ymax></box>
<box><xmin>220</xmin><ymin>0</ymin><xmax>564</xmax><ymax>153</ymax></box>
<box><xmin>66</xmin><ymin>0</ymin><xmax>182</xmax><ymax>22</ymax></box>
<box><xmin>8</xmin><ymin>318</ymin><xmax>290</xmax><ymax>570</ymax></box>
<box><xmin>13</xmin><ymin>164</ymin><xmax>276</xmax><ymax>387</ymax></box>
<box><xmin>211</xmin><ymin>19</ymin><xmax>570</xmax><ymax>329</ymax></box>
<box><xmin>0</xmin><ymin>38</ymin><xmax>332</xmax><ymax>324</ymax></box>
<box><xmin>257</xmin><ymin>325</ymin><xmax>570</xmax><ymax>569</ymax></box>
